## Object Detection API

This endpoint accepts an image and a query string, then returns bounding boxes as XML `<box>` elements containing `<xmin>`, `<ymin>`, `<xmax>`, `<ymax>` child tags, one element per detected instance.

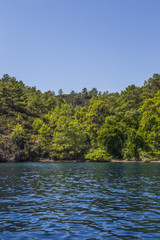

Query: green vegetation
<box><xmin>0</xmin><ymin>73</ymin><xmax>160</xmax><ymax>162</ymax></box>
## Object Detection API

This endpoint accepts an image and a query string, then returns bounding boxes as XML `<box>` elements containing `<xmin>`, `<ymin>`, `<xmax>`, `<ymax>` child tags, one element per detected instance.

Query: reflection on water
<box><xmin>0</xmin><ymin>163</ymin><xmax>160</xmax><ymax>239</ymax></box>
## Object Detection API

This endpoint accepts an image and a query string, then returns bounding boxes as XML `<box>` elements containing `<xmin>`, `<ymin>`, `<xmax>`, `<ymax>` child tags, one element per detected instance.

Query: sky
<box><xmin>1</xmin><ymin>0</ymin><xmax>160</xmax><ymax>94</ymax></box>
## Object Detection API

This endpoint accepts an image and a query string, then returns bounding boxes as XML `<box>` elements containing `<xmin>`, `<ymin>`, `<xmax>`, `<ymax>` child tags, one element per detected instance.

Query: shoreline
<box><xmin>35</xmin><ymin>159</ymin><xmax>160</xmax><ymax>163</ymax></box>
<box><xmin>1</xmin><ymin>156</ymin><xmax>160</xmax><ymax>163</ymax></box>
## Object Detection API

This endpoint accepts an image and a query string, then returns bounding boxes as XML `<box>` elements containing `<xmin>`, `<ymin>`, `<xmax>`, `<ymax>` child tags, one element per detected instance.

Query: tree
<box><xmin>122</xmin><ymin>129</ymin><xmax>145</xmax><ymax>160</ymax></box>
<box><xmin>58</xmin><ymin>89</ymin><xmax>63</xmax><ymax>96</ymax></box>
<box><xmin>70</xmin><ymin>90</ymin><xmax>76</xmax><ymax>95</ymax></box>
<box><xmin>85</xmin><ymin>100</ymin><xmax>109</xmax><ymax>146</ymax></box>
<box><xmin>98</xmin><ymin>116</ymin><xmax>125</xmax><ymax>158</ymax></box>
<box><xmin>32</xmin><ymin>118</ymin><xmax>43</xmax><ymax>132</ymax></box>
<box><xmin>143</xmin><ymin>74</ymin><xmax>160</xmax><ymax>97</ymax></box>
<box><xmin>1</xmin><ymin>74</ymin><xmax>11</xmax><ymax>82</ymax></box>
<box><xmin>81</xmin><ymin>87</ymin><xmax>88</xmax><ymax>95</ymax></box>
<box><xmin>85</xmin><ymin>147</ymin><xmax>111</xmax><ymax>161</ymax></box>
<box><xmin>10</xmin><ymin>124</ymin><xmax>26</xmax><ymax>149</ymax></box>
<box><xmin>88</xmin><ymin>88</ymin><xmax>98</xmax><ymax>97</ymax></box>
<box><xmin>38</xmin><ymin>123</ymin><xmax>52</xmax><ymax>142</ymax></box>
<box><xmin>116</xmin><ymin>84</ymin><xmax>143</xmax><ymax>114</ymax></box>
<box><xmin>51</xmin><ymin>119</ymin><xmax>88</xmax><ymax>160</ymax></box>
<box><xmin>138</xmin><ymin>91</ymin><xmax>160</xmax><ymax>158</ymax></box>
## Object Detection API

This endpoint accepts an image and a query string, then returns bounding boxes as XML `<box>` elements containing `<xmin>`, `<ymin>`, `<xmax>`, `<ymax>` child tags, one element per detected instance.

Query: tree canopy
<box><xmin>0</xmin><ymin>73</ymin><xmax>160</xmax><ymax>162</ymax></box>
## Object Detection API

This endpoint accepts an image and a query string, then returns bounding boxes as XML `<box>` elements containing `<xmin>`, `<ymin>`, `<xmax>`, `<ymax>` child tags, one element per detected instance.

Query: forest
<box><xmin>0</xmin><ymin>73</ymin><xmax>160</xmax><ymax>162</ymax></box>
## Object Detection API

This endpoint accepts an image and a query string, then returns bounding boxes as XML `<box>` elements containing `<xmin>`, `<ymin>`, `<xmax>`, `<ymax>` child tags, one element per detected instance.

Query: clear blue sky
<box><xmin>1</xmin><ymin>0</ymin><xmax>160</xmax><ymax>94</ymax></box>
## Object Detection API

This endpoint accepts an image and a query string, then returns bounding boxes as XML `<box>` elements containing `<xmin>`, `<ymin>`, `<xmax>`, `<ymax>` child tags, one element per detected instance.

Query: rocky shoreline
<box><xmin>1</xmin><ymin>157</ymin><xmax>160</xmax><ymax>164</ymax></box>
<box><xmin>0</xmin><ymin>149</ymin><xmax>159</xmax><ymax>163</ymax></box>
<box><xmin>38</xmin><ymin>159</ymin><xmax>160</xmax><ymax>163</ymax></box>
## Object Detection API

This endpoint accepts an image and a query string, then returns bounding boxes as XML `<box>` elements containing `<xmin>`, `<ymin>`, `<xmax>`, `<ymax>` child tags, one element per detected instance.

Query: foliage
<box><xmin>98</xmin><ymin>116</ymin><xmax>125</xmax><ymax>158</ymax></box>
<box><xmin>10</xmin><ymin>124</ymin><xmax>26</xmax><ymax>149</ymax></box>
<box><xmin>51</xmin><ymin>119</ymin><xmax>88</xmax><ymax>160</ymax></box>
<box><xmin>1</xmin><ymin>73</ymin><xmax>160</xmax><ymax>161</ymax></box>
<box><xmin>85</xmin><ymin>147</ymin><xmax>111</xmax><ymax>161</ymax></box>
<box><xmin>122</xmin><ymin>129</ymin><xmax>145</xmax><ymax>160</ymax></box>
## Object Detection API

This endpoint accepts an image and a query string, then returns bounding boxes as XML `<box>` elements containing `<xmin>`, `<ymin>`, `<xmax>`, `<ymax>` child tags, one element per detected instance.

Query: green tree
<box><xmin>10</xmin><ymin>124</ymin><xmax>26</xmax><ymax>149</ymax></box>
<box><xmin>122</xmin><ymin>129</ymin><xmax>145</xmax><ymax>160</ymax></box>
<box><xmin>88</xmin><ymin>87</ymin><xmax>98</xmax><ymax>97</ymax></box>
<box><xmin>138</xmin><ymin>91</ymin><xmax>160</xmax><ymax>158</ymax></box>
<box><xmin>85</xmin><ymin>99</ymin><xmax>109</xmax><ymax>146</ymax></box>
<box><xmin>81</xmin><ymin>87</ymin><xmax>88</xmax><ymax>95</ymax></box>
<box><xmin>85</xmin><ymin>147</ymin><xmax>111</xmax><ymax>161</ymax></box>
<box><xmin>143</xmin><ymin>74</ymin><xmax>160</xmax><ymax>97</ymax></box>
<box><xmin>58</xmin><ymin>89</ymin><xmax>63</xmax><ymax>96</ymax></box>
<box><xmin>51</xmin><ymin>118</ymin><xmax>88</xmax><ymax>160</ymax></box>
<box><xmin>32</xmin><ymin>118</ymin><xmax>43</xmax><ymax>132</ymax></box>
<box><xmin>98</xmin><ymin>116</ymin><xmax>125</xmax><ymax>158</ymax></box>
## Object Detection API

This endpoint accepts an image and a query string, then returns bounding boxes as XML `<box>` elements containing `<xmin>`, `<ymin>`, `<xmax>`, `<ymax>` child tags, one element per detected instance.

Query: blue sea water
<box><xmin>0</xmin><ymin>162</ymin><xmax>160</xmax><ymax>240</ymax></box>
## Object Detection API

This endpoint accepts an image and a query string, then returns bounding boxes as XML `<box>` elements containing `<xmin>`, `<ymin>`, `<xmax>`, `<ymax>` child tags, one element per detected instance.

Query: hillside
<box><xmin>0</xmin><ymin>73</ymin><xmax>160</xmax><ymax>162</ymax></box>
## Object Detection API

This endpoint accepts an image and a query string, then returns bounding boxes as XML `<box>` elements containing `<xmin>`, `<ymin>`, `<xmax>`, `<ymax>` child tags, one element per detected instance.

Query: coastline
<box><xmin>36</xmin><ymin>158</ymin><xmax>160</xmax><ymax>163</ymax></box>
<box><xmin>1</xmin><ymin>153</ymin><xmax>160</xmax><ymax>163</ymax></box>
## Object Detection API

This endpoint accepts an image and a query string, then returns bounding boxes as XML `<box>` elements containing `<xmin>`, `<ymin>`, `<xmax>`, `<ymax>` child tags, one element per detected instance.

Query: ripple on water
<box><xmin>0</xmin><ymin>162</ymin><xmax>160</xmax><ymax>239</ymax></box>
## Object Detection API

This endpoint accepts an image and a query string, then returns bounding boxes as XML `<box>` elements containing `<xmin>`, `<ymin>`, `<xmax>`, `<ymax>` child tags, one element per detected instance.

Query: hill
<box><xmin>0</xmin><ymin>73</ymin><xmax>160</xmax><ymax>162</ymax></box>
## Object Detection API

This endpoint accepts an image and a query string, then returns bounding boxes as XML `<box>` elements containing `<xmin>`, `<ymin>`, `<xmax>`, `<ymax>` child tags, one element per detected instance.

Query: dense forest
<box><xmin>0</xmin><ymin>73</ymin><xmax>160</xmax><ymax>162</ymax></box>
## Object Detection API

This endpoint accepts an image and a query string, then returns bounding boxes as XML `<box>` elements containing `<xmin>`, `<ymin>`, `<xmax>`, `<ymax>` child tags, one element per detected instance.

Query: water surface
<box><xmin>0</xmin><ymin>162</ymin><xmax>160</xmax><ymax>239</ymax></box>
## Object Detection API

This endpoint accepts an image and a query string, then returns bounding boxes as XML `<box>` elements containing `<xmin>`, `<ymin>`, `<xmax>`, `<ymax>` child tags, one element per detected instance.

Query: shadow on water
<box><xmin>0</xmin><ymin>162</ymin><xmax>160</xmax><ymax>239</ymax></box>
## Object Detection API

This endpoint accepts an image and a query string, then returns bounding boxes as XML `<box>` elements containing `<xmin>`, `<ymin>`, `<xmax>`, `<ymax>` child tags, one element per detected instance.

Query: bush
<box><xmin>85</xmin><ymin>147</ymin><xmax>111</xmax><ymax>161</ymax></box>
<box><xmin>10</xmin><ymin>124</ymin><xmax>26</xmax><ymax>149</ymax></box>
